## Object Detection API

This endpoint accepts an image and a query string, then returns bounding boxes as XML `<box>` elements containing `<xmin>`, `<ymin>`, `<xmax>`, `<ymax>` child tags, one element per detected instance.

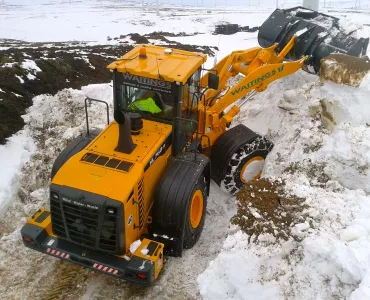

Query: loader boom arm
<box><xmin>199</xmin><ymin>36</ymin><xmax>306</xmax><ymax>146</ymax></box>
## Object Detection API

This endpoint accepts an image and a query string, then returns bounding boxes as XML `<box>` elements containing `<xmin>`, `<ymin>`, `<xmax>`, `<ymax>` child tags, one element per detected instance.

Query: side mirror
<box><xmin>208</xmin><ymin>73</ymin><xmax>219</xmax><ymax>90</ymax></box>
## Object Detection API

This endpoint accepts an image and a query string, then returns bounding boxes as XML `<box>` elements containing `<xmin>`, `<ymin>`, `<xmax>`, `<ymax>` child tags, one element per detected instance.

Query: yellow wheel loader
<box><xmin>21</xmin><ymin>7</ymin><xmax>369</xmax><ymax>284</ymax></box>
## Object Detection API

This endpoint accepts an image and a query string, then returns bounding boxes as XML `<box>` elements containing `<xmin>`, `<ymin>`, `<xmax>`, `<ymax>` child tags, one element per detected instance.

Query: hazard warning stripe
<box><xmin>46</xmin><ymin>248</ymin><xmax>70</xmax><ymax>259</ymax></box>
<box><xmin>92</xmin><ymin>263</ymin><xmax>119</xmax><ymax>275</ymax></box>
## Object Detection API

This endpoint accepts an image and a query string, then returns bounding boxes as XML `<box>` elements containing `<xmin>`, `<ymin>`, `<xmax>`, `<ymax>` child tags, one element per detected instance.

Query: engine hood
<box><xmin>52</xmin><ymin>153</ymin><xmax>142</xmax><ymax>201</ymax></box>
<box><xmin>51</xmin><ymin>119</ymin><xmax>172</xmax><ymax>202</ymax></box>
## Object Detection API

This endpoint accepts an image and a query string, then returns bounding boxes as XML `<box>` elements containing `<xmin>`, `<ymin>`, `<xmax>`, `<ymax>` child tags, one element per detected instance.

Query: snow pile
<box><xmin>0</xmin><ymin>133</ymin><xmax>35</xmax><ymax>216</ymax></box>
<box><xmin>198</xmin><ymin>231</ymin><xmax>279</xmax><ymax>300</ymax></box>
<box><xmin>0</xmin><ymin>83</ymin><xmax>114</xmax><ymax>298</ymax></box>
<box><xmin>0</xmin><ymin>83</ymin><xmax>113</xmax><ymax>219</ymax></box>
<box><xmin>20</xmin><ymin>59</ymin><xmax>41</xmax><ymax>80</ymax></box>
<box><xmin>198</xmin><ymin>71</ymin><xmax>370</xmax><ymax>299</ymax></box>
<box><xmin>129</xmin><ymin>240</ymin><xmax>142</xmax><ymax>254</ymax></box>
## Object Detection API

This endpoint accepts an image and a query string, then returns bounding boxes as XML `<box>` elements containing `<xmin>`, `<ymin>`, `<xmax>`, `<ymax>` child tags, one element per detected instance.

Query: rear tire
<box><xmin>151</xmin><ymin>155</ymin><xmax>210</xmax><ymax>256</ymax></box>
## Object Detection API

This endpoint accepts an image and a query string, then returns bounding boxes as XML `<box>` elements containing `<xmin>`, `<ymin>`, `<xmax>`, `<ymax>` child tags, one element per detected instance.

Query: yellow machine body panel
<box><xmin>27</xmin><ymin>208</ymin><xmax>54</xmax><ymax>236</ymax></box>
<box><xmin>132</xmin><ymin>238</ymin><xmax>164</xmax><ymax>279</ymax></box>
<box><xmin>107</xmin><ymin>44</ymin><xmax>207</xmax><ymax>85</ymax></box>
<box><xmin>52</xmin><ymin>119</ymin><xmax>172</xmax><ymax>254</ymax></box>
<box><xmin>52</xmin><ymin>119</ymin><xmax>171</xmax><ymax>199</ymax></box>
<box><xmin>87</xmin><ymin>119</ymin><xmax>170</xmax><ymax>163</ymax></box>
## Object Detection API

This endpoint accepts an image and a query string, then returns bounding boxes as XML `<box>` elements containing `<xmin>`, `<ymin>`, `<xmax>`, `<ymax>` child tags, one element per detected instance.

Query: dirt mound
<box><xmin>0</xmin><ymin>43</ymin><xmax>134</xmax><ymax>144</ymax></box>
<box><xmin>232</xmin><ymin>179</ymin><xmax>308</xmax><ymax>243</ymax></box>
<box><xmin>111</xmin><ymin>32</ymin><xmax>217</xmax><ymax>56</ymax></box>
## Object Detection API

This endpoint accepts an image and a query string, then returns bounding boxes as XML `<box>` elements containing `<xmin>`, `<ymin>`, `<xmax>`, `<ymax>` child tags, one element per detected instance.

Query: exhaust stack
<box><xmin>114</xmin><ymin>111</ymin><xmax>136</xmax><ymax>154</ymax></box>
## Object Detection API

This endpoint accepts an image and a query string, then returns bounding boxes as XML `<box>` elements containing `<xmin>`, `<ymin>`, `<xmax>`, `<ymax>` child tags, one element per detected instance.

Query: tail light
<box><xmin>23</xmin><ymin>236</ymin><xmax>33</xmax><ymax>243</ymax></box>
<box><xmin>137</xmin><ymin>273</ymin><xmax>147</xmax><ymax>280</ymax></box>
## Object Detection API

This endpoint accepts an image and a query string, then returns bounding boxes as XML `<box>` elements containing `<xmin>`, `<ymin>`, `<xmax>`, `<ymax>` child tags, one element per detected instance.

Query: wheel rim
<box><xmin>240</xmin><ymin>156</ymin><xmax>265</xmax><ymax>183</ymax></box>
<box><xmin>190</xmin><ymin>190</ymin><xmax>204</xmax><ymax>229</ymax></box>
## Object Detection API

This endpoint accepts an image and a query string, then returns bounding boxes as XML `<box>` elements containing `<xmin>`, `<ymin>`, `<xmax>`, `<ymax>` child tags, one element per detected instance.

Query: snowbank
<box><xmin>198</xmin><ymin>72</ymin><xmax>370</xmax><ymax>299</ymax></box>
<box><xmin>0</xmin><ymin>132</ymin><xmax>35</xmax><ymax>215</ymax></box>
<box><xmin>0</xmin><ymin>83</ymin><xmax>113</xmax><ymax>218</ymax></box>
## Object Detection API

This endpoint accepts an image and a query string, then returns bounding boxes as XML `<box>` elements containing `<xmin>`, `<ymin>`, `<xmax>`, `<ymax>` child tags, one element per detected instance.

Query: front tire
<box><xmin>221</xmin><ymin>136</ymin><xmax>272</xmax><ymax>195</ymax></box>
<box><xmin>211</xmin><ymin>125</ymin><xmax>273</xmax><ymax>195</ymax></box>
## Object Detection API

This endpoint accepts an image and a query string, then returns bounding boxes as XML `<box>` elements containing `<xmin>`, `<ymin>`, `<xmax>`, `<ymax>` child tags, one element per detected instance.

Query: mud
<box><xmin>320</xmin><ymin>53</ymin><xmax>370</xmax><ymax>87</ymax></box>
<box><xmin>232</xmin><ymin>179</ymin><xmax>308</xmax><ymax>243</ymax></box>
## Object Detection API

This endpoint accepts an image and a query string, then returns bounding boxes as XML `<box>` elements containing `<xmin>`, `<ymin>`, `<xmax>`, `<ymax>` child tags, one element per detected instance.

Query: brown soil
<box><xmin>320</xmin><ymin>54</ymin><xmax>370</xmax><ymax>87</ymax></box>
<box><xmin>232</xmin><ymin>179</ymin><xmax>308</xmax><ymax>243</ymax></box>
<box><xmin>0</xmin><ymin>43</ymin><xmax>133</xmax><ymax>144</ymax></box>
<box><xmin>112</xmin><ymin>32</ymin><xmax>217</xmax><ymax>55</ymax></box>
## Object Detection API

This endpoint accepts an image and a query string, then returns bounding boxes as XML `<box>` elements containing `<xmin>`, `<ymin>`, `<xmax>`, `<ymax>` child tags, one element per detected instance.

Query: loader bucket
<box><xmin>258</xmin><ymin>7</ymin><xmax>369</xmax><ymax>73</ymax></box>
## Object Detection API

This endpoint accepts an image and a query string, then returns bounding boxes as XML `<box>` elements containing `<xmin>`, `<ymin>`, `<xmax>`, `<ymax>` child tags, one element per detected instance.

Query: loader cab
<box><xmin>108</xmin><ymin>45</ymin><xmax>219</xmax><ymax>156</ymax></box>
<box><xmin>108</xmin><ymin>45</ymin><xmax>209</xmax><ymax>122</ymax></box>
<box><xmin>112</xmin><ymin>70</ymin><xmax>180</xmax><ymax>123</ymax></box>
<box><xmin>113</xmin><ymin>67</ymin><xmax>213</xmax><ymax>123</ymax></box>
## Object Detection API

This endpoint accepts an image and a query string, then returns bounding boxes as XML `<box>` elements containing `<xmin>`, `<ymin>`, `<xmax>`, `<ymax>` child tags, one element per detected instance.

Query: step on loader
<box><xmin>21</xmin><ymin>6</ymin><xmax>368</xmax><ymax>285</ymax></box>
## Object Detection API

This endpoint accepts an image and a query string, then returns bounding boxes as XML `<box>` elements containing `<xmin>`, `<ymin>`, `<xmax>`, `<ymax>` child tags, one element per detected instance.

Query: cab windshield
<box><xmin>116</xmin><ymin>84</ymin><xmax>174</xmax><ymax>121</ymax></box>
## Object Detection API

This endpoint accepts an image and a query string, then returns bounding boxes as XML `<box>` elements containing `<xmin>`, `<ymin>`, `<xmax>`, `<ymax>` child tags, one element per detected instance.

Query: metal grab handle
<box><xmin>84</xmin><ymin>97</ymin><xmax>110</xmax><ymax>136</ymax></box>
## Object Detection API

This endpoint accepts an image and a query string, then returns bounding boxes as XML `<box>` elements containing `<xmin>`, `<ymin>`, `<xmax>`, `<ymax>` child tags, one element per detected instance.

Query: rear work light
<box><xmin>23</xmin><ymin>236</ymin><xmax>32</xmax><ymax>243</ymax></box>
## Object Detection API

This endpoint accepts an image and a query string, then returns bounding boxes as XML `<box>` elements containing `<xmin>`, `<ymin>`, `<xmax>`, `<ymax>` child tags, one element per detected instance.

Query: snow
<box><xmin>21</xmin><ymin>59</ymin><xmax>41</xmax><ymax>73</ymax></box>
<box><xmin>26</xmin><ymin>73</ymin><xmax>36</xmax><ymax>80</ymax></box>
<box><xmin>0</xmin><ymin>83</ymin><xmax>113</xmax><ymax>218</ymax></box>
<box><xmin>153</xmin><ymin>233</ymin><xmax>174</xmax><ymax>240</ymax></box>
<box><xmin>0</xmin><ymin>1</ymin><xmax>271</xmax><ymax>44</ymax></box>
<box><xmin>141</xmin><ymin>248</ymin><xmax>149</xmax><ymax>256</ymax></box>
<box><xmin>295</xmin><ymin>27</ymin><xmax>308</xmax><ymax>36</ymax></box>
<box><xmin>166</xmin><ymin>32</ymin><xmax>259</xmax><ymax>69</ymax></box>
<box><xmin>15</xmin><ymin>75</ymin><xmax>24</xmax><ymax>83</ymax></box>
<box><xmin>360</xmin><ymin>72</ymin><xmax>370</xmax><ymax>90</ymax></box>
<box><xmin>2</xmin><ymin>1</ymin><xmax>370</xmax><ymax>299</ymax></box>
<box><xmin>11</xmin><ymin>92</ymin><xmax>22</xmax><ymax>98</ymax></box>
<box><xmin>198</xmin><ymin>231</ymin><xmax>280</xmax><ymax>300</ymax></box>
<box><xmin>199</xmin><ymin>72</ymin><xmax>370</xmax><ymax>299</ymax></box>
<box><xmin>129</xmin><ymin>239</ymin><xmax>142</xmax><ymax>254</ymax></box>
<box><xmin>340</xmin><ymin>225</ymin><xmax>368</xmax><ymax>242</ymax></box>
<box><xmin>0</xmin><ymin>133</ymin><xmax>35</xmax><ymax>216</ymax></box>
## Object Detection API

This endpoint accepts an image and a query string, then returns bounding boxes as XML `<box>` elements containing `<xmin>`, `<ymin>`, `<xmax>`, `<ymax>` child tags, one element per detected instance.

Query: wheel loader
<box><xmin>21</xmin><ymin>7</ymin><xmax>369</xmax><ymax>284</ymax></box>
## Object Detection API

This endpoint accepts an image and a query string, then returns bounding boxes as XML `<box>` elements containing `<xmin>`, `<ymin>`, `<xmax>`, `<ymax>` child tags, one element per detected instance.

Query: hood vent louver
<box><xmin>81</xmin><ymin>153</ymin><xmax>133</xmax><ymax>172</ymax></box>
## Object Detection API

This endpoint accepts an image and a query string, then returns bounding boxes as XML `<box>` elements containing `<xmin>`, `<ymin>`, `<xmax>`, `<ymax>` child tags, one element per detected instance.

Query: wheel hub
<box><xmin>190</xmin><ymin>190</ymin><xmax>204</xmax><ymax>229</ymax></box>
<box><xmin>240</xmin><ymin>156</ymin><xmax>265</xmax><ymax>183</ymax></box>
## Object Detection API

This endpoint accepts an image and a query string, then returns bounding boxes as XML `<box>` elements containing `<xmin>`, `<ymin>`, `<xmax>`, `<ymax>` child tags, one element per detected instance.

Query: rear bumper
<box><xmin>21</xmin><ymin>223</ymin><xmax>156</xmax><ymax>285</ymax></box>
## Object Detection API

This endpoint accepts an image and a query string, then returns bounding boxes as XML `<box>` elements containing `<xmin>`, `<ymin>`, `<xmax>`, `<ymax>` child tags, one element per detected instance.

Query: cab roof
<box><xmin>107</xmin><ymin>45</ymin><xmax>207</xmax><ymax>85</ymax></box>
